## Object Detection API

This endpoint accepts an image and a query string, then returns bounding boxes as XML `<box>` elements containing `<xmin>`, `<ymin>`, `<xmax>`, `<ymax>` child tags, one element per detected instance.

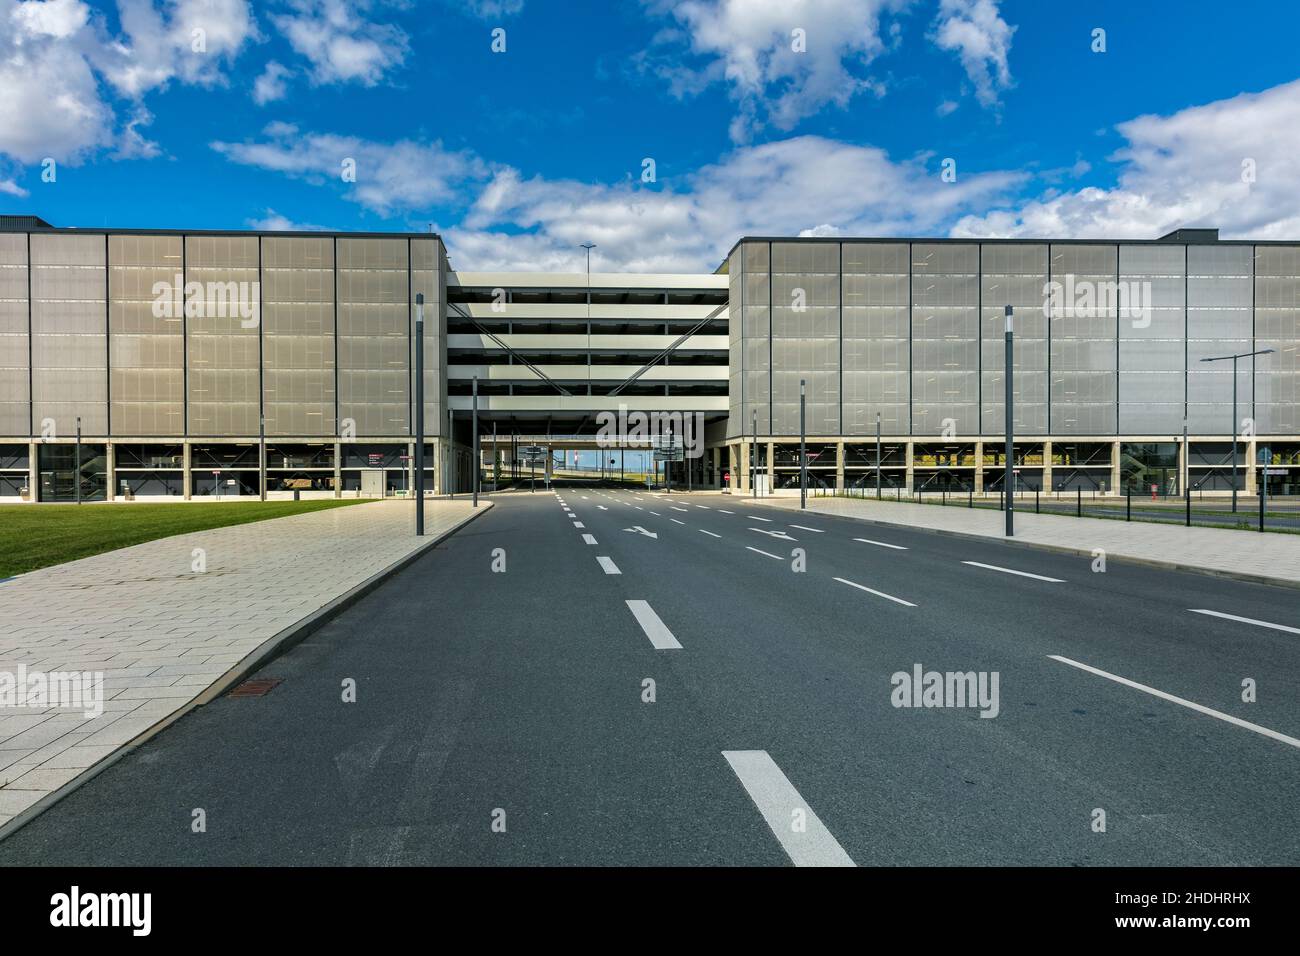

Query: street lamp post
<box><xmin>414</xmin><ymin>293</ymin><xmax>425</xmax><ymax>535</ymax></box>
<box><xmin>1199</xmin><ymin>348</ymin><xmax>1274</xmax><ymax>513</ymax></box>
<box><xmin>74</xmin><ymin>415</ymin><xmax>81</xmax><ymax>505</ymax></box>
<box><xmin>875</xmin><ymin>410</ymin><xmax>882</xmax><ymax>499</ymax></box>
<box><xmin>751</xmin><ymin>408</ymin><xmax>757</xmax><ymax>500</ymax></box>
<box><xmin>1004</xmin><ymin>305</ymin><xmax>1014</xmax><ymax>537</ymax></box>
<box><xmin>471</xmin><ymin>375</ymin><xmax>479</xmax><ymax>508</ymax></box>
<box><xmin>799</xmin><ymin>378</ymin><xmax>807</xmax><ymax>510</ymax></box>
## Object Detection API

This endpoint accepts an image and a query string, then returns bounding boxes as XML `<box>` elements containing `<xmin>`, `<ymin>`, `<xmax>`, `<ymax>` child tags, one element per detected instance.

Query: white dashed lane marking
<box><xmin>722</xmin><ymin>750</ymin><xmax>855</xmax><ymax>867</ymax></box>
<box><xmin>596</xmin><ymin>556</ymin><xmax>622</xmax><ymax>575</ymax></box>
<box><xmin>961</xmin><ymin>561</ymin><xmax>1064</xmax><ymax>583</ymax></box>
<box><xmin>625</xmin><ymin>600</ymin><xmax>683</xmax><ymax>650</ymax></box>
<box><xmin>1188</xmin><ymin>609</ymin><xmax>1300</xmax><ymax>636</ymax></box>
<box><xmin>854</xmin><ymin>538</ymin><xmax>907</xmax><ymax>551</ymax></box>
<box><xmin>832</xmin><ymin>576</ymin><xmax>917</xmax><ymax>608</ymax></box>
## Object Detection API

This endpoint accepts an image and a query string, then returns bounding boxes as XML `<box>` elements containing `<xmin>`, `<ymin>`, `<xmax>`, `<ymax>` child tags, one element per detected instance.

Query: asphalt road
<box><xmin>2</xmin><ymin>487</ymin><xmax>1298</xmax><ymax>866</ymax></box>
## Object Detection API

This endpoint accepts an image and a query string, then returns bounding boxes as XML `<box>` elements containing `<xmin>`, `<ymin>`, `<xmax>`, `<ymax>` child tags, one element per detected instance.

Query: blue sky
<box><xmin>3</xmin><ymin>0</ymin><xmax>1299</xmax><ymax>271</ymax></box>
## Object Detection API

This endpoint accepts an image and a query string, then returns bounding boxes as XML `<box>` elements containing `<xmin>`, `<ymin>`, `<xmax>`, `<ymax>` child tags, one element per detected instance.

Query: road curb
<box><xmin>756</xmin><ymin>499</ymin><xmax>1300</xmax><ymax>591</ymax></box>
<box><xmin>0</xmin><ymin>501</ymin><xmax>494</xmax><ymax>846</ymax></box>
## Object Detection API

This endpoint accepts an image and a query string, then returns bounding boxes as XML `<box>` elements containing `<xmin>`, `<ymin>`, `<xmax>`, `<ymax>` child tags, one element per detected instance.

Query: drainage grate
<box><xmin>228</xmin><ymin>678</ymin><xmax>283</xmax><ymax>698</ymax></box>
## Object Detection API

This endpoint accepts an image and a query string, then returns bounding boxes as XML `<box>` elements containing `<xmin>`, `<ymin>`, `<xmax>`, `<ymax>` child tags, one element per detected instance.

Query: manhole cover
<box><xmin>228</xmin><ymin>678</ymin><xmax>283</xmax><ymax>698</ymax></box>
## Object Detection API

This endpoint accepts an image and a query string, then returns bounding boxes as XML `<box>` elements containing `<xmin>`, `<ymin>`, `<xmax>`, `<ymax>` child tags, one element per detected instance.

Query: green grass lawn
<box><xmin>0</xmin><ymin>499</ymin><xmax>373</xmax><ymax>579</ymax></box>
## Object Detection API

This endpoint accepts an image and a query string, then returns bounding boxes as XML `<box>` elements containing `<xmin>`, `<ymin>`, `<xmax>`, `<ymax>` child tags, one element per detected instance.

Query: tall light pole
<box><xmin>1004</xmin><ymin>305</ymin><xmax>1014</xmax><ymax>537</ymax></box>
<box><xmin>875</xmin><ymin>410</ymin><xmax>882</xmax><ymax>499</ymax></box>
<box><xmin>1200</xmin><ymin>348</ymin><xmax>1274</xmax><ymax>513</ymax></box>
<box><xmin>471</xmin><ymin>375</ymin><xmax>479</xmax><ymax>508</ymax></box>
<box><xmin>74</xmin><ymin>415</ymin><xmax>81</xmax><ymax>505</ymax></box>
<box><xmin>414</xmin><ymin>293</ymin><xmax>425</xmax><ymax>535</ymax></box>
<box><xmin>799</xmin><ymin>378</ymin><xmax>807</xmax><ymax>510</ymax></box>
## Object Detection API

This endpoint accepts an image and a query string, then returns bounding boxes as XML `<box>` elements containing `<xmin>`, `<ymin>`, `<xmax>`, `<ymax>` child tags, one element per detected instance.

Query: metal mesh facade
<box><xmin>0</xmin><ymin>229</ymin><xmax>446</xmax><ymax>441</ymax></box>
<box><xmin>733</xmin><ymin>237</ymin><xmax>1300</xmax><ymax>437</ymax></box>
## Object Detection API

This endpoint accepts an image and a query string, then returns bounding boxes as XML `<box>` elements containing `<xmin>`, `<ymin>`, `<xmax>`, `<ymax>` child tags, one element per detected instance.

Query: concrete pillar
<box><xmin>408</xmin><ymin>440</ymin><xmax>416</xmax><ymax>499</ymax></box>
<box><xmin>740</xmin><ymin>440</ymin><xmax>750</xmax><ymax>493</ymax></box>
<box><xmin>1042</xmin><ymin>439</ymin><xmax>1053</xmax><ymax>494</ymax></box>
<box><xmin>728</xmin><ymin>444</ymin><xmax>738</xmax><ymax>491</ymax></box>
<box><xmin>27</xmin><ymin>440</ymin><xmax>37</xmax><ymax>502</ymax></box>
<box><xmin>974</xmin><ymin>440</ymin><xmax>984</xmax><ymax>493</ymax></box>
<box><xmin>333</xmin><ymin>442</ymin><xmax>342</xmax><ymax>498</ymax></box>
<box><xmin>545</xmin><ymin>445</ymin><xmax>553</xmax><ymax>484</ymax></box>
<box><xmin>1110</xmin><ymin>439</ymin><xmax>1122</xmax><ymax>495</ymax></box>
<box><xmin>835</xmin><ymin>440</ymin><xmax>845</xmax><ymax>492</ymax></box>
<box><xmin>182</xmin><ymin>441</ymin><xmax>191</xmax><ymax>500</ymax></box>
<box><xmin>106</xmin><ymin>442</ymin><xmax>115</xmax><ymax>501</ymax></box>
<box><xmin>1245</xmin><ymin>438</ymin><xmax>1257</xmax><ymax>495</ymax></box>
<box><xmin>766</xmin><ymin>440</ymin><xmax>775</xmax><ymax>492</ymax></box>
<box><xmin>905</xmin><ymin>441</ymin><xmax>915</xmax><ymax>493</ymax></box>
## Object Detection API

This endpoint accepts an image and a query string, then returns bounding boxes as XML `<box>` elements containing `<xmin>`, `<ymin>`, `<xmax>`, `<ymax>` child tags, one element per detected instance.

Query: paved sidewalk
<box><xmin>756</xmin><ymin>495</ymin><xmax>1300</xmax><ymax>586</ymax></box>
<box><xmin>0</xmin><ymin>498</ymin><xmax>489</xmax><ymax>830</ymax></box>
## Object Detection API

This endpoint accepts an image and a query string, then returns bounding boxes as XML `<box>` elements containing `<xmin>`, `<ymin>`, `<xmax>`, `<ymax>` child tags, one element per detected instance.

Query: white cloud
<box><xmin>642</xmin><ymin>0</ymin><xmax>910</xmax><ymax>143</ymax></box>
<box><xmin>246</xmin><ymin>208</ymin><xmax>328</xmax><ymax>231</ymax></box>
<box><xmin>452</xmin><ymin>135</ymin><xmax>1024</xmax><ymax>271</ymax></box>
<box><xmin>253</xmin><ymin>60</ymin><xmax>292</xmax><ymax>104</ymax></box>
<box><xmin>951</xmin><ymin>77</ymin><xmax>1300</xmax><ymax>240</ymax></box>
<box><xmin>211</xmin><ymin>123</ymin><xmax>488</xmax><ymax>217</ymax></box>
<box><xmin>457</xmin><ymin>0</ymin><xmax>524</xmax><ymax>17</ymax></box>
<box><xmin>0</xmin><ymin>0</ymin><xmax>257</xmax><ymax>167</ymax></box>
<box><xmin>0</xmin><ymin>177</ymin><xmax>30</xmax><ymax>196</ymax></box>
<box><xmin>270</xmin><ymin>0</ymin><xmax>407</xmax><ymax>86</ymax></box>
<box><xmin>931</xmin><ymin>0</ymin><xmax>1014</xmax><ymax>108</ymax></box>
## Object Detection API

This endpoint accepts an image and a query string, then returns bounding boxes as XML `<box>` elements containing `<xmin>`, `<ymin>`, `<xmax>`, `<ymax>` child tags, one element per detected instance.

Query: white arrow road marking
<box><xmin>625</xmin><ymin>600</ymin><xmax>682</xmax><ymax>650</ymax></box>
<box><xmin>1188</xmin><ymin>609</ymin><xmax>1300</xmax><ymax>636</ymax></box>
<box><xmin>722</xmin><ymin>751</ymin><xmax>855</xmax><ymax>867</ymax></box>
<box><xmin>962</xmin><ymin>561</ymin><xmax>1064</xmax><ymax>583</ymax></box>
<box><xmin>1048</xmin><ymin>655</ymin><xmax>1300</xmax><ymax>749</ymax></box>
<box><xmin>582</xmin><ymin>534</ymin><xmax>597</xmax><ymax>545</ymax></box>
<box><xmin>750</xmin><ymin>527</ymin><xmax>797</xmax><ymax>541</ymax></box>
<box><xmin>699</xmin><ymin>529</ymin><xmax>721</xmax><ymax>538</ymax></box>
<box><xmin>746</xmin><ymin>546</ymin><xmax>781</xmax><ymax>559</ymax></box>
<box><xmin>623</xmin><ymin>526</ymin><xmax>658</xmax><ymax>539</ymax></box>
<box><xmin>832</xmin><ymin>577</ymin><xmax>917</xmax><ymax>608</ymax></box>
<box><xmin>789</xmin><ymin>524</ymin><xmax>823</xmax><ymax>533</ymax></box>
<box><xmin>596</xmin><ymin>556</ymin><xmax>622</xmax><ymax>575</ymax></box>
<box><xmin>854</xmin><ymin>538</ymin><xmax>908</xmax><ymax>550</ymax></box>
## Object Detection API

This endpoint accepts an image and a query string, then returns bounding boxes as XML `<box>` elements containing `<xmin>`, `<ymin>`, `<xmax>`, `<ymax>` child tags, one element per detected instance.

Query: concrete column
<box><xmin>106</xmin><ymin>442</ymin><xmax>115</xmax><ymax>501</ymax></box>
<box><xmin>766</xmin><ymin>440</ymin><xmax>775</xmax><ymax>491</ymax></box>
<box><xmin>545</xmin><ymin>445</ymin><xmax>553</xmax><ymax>484</ymax></box>
<box><xmin>408</xmin><ymin>440</ymin><xmax>416</xmax><ymax>499</ymax></box>
<box><xmin>728</xmin><ymin>444</ymin><xmax>738</xmax><ymax>491</ymax></box>
<box><xmin>27</xmin><ymin>440</ymin><xmax>37</xmax><ymax>502</ymax></box>
<box><xmin>974</xmin><ymin>440</ymin><xmax>984</xmax><ymax>493</ymax></box>
<box><xmin>1042</xmin><ymin>439</ymin><xmax>1053</xmax><ymax>494</ymax></box>
<box><xmin>905</xmin><ymin>441</ymin><xmax>915</xmax><ymax>493</ymax></box>
<box><xmin>835</xmin><ymin>440</ymin><xmax>845</xmax><ymax>492</ymax></box>
<box><xmin>333</xmin><ymin>442</ymin><xmax>342</xmax><ymax>498</ymax></box>
<box><xmin>1110</xmin><ymin>439</ymin><xmax>1122</xmax><ymax>495</ymax></box>
<box><xmin>740</xmin><ymin>440</ymin><xmax>750</xmax><ymax>493</ymax></box>
<box><xmin>1245</xmin><ymin>437</ymin><xmax>1258</xmax><ymax>495</ymax></box>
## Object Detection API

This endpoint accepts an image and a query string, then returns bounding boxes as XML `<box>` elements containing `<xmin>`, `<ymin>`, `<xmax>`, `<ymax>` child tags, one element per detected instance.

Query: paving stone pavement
<box><xmin>756</xmin><ymin>495</ymin><xmax>1300</xmax><ymax>585</ymax></box>
<box><xmin>0</xmin><ymin>498</ymin><xmax>489</xmax><ymax>828</ymax></box>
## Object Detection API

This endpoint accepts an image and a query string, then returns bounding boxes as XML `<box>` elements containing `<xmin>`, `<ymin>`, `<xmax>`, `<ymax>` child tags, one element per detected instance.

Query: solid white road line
<box><xmin>832</xmin><ymin>577</ymin><xmax>917</xmax><ymax>607</ymax></box>
<box><xmin>573</xmin><ymin>521</ymin><xmax>585</xmax><ymax>528</ymax></box>
<box><xmin>1048</xmin><ymin>655</ymin><xmax>1300</xmax><ymax>750</ymax></box>
<box><xmin>854</xmin><ymin>537</ymin><xmax>908</xmax><ymax>551</ymax></box>
<box><xmin>671</xmin><ymin>518</ymin><xmax>685</xmax><ymax>525</ymax></box>
<box><xmin>746</xmin><ymin>546</ymin><xmax>781</xmax><ymax>560</ymax></box>
<box><xmin>699</xmin><ymin>529</ymin><xmax>721</xmax><ymax>538</ymax></box>
<box><xmin>625</xmin><ymin>600</ymin><xmax>683</xmax><ymax>650</ymax></box>
<box><xmin>596</xmin><ymin>556</ymin><xmax>622</xmax><ymax>575</ymax></box>
<box><xmin>747</xmin><ymin>515</ymin><xmax>773</xmax><ymax>522</ymax></box>
<box><xmin>582</xmin><ymin>534</ymin><xmax>597</xmax><ymax>545</ymax></box>
<box><xmin>1188</xmin><ymin>609</ymin><xmax>1300</xmax><ymax>636</ymax></box>
<box><xmin>722</xmin><ymin>750</ymin><xmax>855</xmax><ymax>868</ymax></box>
<box><xmin>961</xmin><ymin>561</ymin><xmax>1064</xmax><ymax>583</ymax></box>
<box><xmin>789</xmin><ymin>524</ymin><xmax>824</xmax><ymax>533</ymax></box>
